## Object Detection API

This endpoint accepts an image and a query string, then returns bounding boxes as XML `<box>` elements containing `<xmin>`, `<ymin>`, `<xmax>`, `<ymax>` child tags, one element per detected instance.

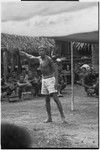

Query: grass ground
<box><xmin>1</xmin><ymin>85</ymin><xmax>99</xmax><ymax>148</ymax></box>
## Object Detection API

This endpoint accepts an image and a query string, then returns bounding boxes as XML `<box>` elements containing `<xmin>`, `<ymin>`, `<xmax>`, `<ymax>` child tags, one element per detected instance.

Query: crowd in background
<box><xmin>1</xmin><ymin>57</ymin><xmax>99</xmax><ymax>102</ymax></box>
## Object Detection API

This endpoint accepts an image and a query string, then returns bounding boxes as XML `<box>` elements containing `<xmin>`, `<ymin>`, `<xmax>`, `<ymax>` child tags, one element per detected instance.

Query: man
<box><xmin>19</xmin><ymin>46</ymin><xmax>66</xmax><ymax>123</ymax></box>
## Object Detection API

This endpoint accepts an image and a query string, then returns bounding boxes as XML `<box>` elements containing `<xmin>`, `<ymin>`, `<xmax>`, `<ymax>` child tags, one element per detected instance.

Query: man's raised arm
<box><xmin>19</xmin><ymin>51</ymin><xmax>39</xmax><ymax>60</ymax></box>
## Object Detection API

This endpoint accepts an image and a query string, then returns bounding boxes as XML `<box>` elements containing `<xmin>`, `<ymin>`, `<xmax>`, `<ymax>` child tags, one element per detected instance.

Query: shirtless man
<box><xmin>19</xmin><ymin>45</ymin><xmax>65</xmax><ymax>123</ymax></box>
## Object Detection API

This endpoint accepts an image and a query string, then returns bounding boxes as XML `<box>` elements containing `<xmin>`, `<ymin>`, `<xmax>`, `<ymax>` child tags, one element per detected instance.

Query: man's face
<box><xmin>39</xmin><ymin>48</ymin><xmax>46</xmax><ymax>57</ymax></box>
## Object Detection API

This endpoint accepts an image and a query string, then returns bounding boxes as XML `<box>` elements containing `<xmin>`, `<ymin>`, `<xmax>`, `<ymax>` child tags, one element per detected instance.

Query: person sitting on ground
<box><xmin>93</xmin><ymin>75</ymin><xmax>99</xmax><ymax>96</ymax></box>
<box><xmin>1</xmin><ymin>77</ymin><xmax>17</xmax><ymax>101</ymax></box>
<box><xmin>17</xmin><ymin>74</ymin><xmax>32</xmax><ymax>100</ymax></box>
<box><xmin>82</xmin><ymin>68</ymin><xmax>97</xmax><ymax>96</ymax></box>
<box><xmin>30</xmin><ymin>72</ymin><xmax>41</xmax><ymax>97</ymax></box>
<box><xmin>58</xmin><ymin>73</ymin><xmax>66</xmax><ymax>97</ymax></box>
<box><xmin>88</xmin><ymin>73</ymin><xmax>99</xmax><ymax>96</ymax></box>
<box><xmin>78</xmin><ymin>66</ymin><xmax>88</xmax><ymax>85</ymax></box>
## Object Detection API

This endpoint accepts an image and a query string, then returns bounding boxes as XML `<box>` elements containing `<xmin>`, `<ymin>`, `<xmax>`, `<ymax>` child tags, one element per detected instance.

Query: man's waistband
<box><xmin>42</xmin><ymin>74</ymin><xmax>54</xmax><ymax>79</ymax></box>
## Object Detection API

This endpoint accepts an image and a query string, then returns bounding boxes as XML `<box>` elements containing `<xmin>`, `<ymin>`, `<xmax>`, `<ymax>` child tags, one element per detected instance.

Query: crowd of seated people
<box><xmin>1</xmin><ymin>62</ymin><xmax>98</xmax><ymax>101</ymax></box>
<box><xmin>17</xmin><ymin>69</ymin><xmax>42</xmax><ymax>100</ymax></box>
<box><xmin>1</xmin><ymin>67</ymin><xmax>42</xmax><ymax>101</ymax></box>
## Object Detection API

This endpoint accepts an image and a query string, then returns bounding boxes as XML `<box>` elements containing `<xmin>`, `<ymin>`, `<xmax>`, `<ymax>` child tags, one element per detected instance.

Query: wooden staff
<box><xmin>71</xmin><ymin>41</ymin><xmax>74</xmax><ymax>111</ymax></box>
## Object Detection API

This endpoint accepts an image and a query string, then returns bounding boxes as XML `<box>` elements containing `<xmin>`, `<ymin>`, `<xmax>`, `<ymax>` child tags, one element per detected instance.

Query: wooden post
<box><xmin>71</xmin><ymin>41</ymin><xmax>74</xmax><ymax>111</ymax></box>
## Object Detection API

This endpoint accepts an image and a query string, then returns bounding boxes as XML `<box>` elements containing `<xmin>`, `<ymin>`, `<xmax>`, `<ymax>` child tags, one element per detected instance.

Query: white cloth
<box><xmin>41</xmin><ymin>76</ymin><xmax>57</xmax><ymax>95</ymax></box>
<box><xmin>81</xmin><ymin>64</ymin><xmax>90</xmax><ymax>70</ymax></box>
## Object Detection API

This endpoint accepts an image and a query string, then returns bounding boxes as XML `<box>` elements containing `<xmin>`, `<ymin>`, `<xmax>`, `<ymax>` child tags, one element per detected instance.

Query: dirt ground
<box><xmin>1</xmin><ymin>85</ymin><xmax>99</xmax><ymax>148</ymax></box>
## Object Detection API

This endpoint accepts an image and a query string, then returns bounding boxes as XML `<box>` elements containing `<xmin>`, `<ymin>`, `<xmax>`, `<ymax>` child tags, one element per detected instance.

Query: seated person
<box><xmin>30</xmin><ymin>74</ymin><xmax>41</xmax><ymax>97</ymax></box>
<box><xmin>82</xmin><ymin>69</ymin><xmax>97</xmax><ymax>96</ymax></box>
<box><xmin>17</xmin><ymin>75</ymin><xmax>32</xmax><ymax>100</ymax></box>
<box><xmin>89</xmin><ymin>74</ymin><xmax>99</xmax><ymax>96</ymax></box>
<box><xmin>1</xmin><ymin>77</ymin><xmax>17</xmax><ymax>100</ymax></box>
<box><xmin>58</xmin><ymin>74</ymin><xmax>67</xmax><ymax>97</ymax></box>
<box><xmin>78</xmin><ymin>67</ymin><xmax>88</xmax><ymax>85</ymax></box>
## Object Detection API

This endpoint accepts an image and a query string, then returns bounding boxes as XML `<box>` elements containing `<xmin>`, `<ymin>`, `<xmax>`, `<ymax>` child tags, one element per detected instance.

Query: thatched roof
<box><xmin>1</xmin><ymin>33</ymin><xmax>55</xmax><ymax>54</ymax></box>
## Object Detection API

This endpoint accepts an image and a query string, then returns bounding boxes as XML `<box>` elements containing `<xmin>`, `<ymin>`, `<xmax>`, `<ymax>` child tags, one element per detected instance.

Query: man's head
<box><xmin>38</xmin><ymin>45</ymin><xmax>46</xmax><ymax>58</ymax></box>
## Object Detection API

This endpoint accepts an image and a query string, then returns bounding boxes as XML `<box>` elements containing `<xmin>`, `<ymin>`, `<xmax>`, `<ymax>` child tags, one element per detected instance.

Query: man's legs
<box><xmin>45</xmin><ymin>95</ymin><xmax>52</xmax><ymax>122</ymax></box>
<box><xmin>35</xmin><ymin>83</ymin><xmax>40</xmax><ymax>96</ymax></box>
<box><xmin>18</xmin><ymin>87</ymin><xmax>23</xmax><ymax>100</ymax></box>
<box><xmin>33</xmin><ymin>84</ymin><xmax>38</xmax><ymax>96</ymax></box>
<box><xmin>41</xmin><ymin>78</ymin><xmax>52</xmax><ymax>122</ymax></box>
<box><xmin>52</xmin><ymin>92</ymin><xmax>65</xmax><ymax>122</ymax></box>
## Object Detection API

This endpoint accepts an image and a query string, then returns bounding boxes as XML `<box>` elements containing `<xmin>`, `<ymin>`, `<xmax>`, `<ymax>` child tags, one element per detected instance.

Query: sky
<box><xmin>1</xmin><ymin>2</ymin><xmax>98</xmax><ymax>37</ymax></box>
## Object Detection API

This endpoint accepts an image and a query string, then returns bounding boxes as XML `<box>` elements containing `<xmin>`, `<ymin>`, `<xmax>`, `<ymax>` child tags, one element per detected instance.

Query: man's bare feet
<box><xmin>61</xmin><ymin>117</ymin><xmax>67</xmax><ymax>123</ymax></box>
<box><xmin>44</xmin><ymin>118</ymin><xmax>52</xmax><ymax>123</ymax></box>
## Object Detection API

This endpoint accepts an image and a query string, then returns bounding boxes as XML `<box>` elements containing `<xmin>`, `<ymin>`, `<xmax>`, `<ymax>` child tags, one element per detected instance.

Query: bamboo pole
<box><xmin>71</xmin><ymin>41</ymin><xmax>74</xmax><ymax>111</ymax></box>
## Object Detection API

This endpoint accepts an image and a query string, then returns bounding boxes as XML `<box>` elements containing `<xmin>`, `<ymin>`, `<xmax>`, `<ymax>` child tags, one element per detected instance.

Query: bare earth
<box><xmin>1</xmin><ymin>85</ymin><xmax>98</xmax><ymax>148</ymax></box>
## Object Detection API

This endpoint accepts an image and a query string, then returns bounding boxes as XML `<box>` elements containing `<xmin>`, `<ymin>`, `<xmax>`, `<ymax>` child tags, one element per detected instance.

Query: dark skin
<box><xmin>19</xmin><ymin>49</ymin><xmax>65</xmax><ymax>123</ymax></box>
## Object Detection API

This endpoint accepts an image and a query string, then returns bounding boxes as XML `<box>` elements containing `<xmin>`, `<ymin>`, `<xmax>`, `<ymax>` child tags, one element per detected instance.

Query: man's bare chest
<box><xmin>40</xmin><ymin>58</ymin><xmax>49</xmax><ymax>69</ymax></box>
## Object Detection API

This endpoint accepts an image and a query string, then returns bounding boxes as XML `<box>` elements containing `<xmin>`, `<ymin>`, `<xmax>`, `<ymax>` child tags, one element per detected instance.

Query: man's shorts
<box><xmin>41</xmin><ymin>76</ymin><xmax>57</xmax><ymax>95</ymax></box>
